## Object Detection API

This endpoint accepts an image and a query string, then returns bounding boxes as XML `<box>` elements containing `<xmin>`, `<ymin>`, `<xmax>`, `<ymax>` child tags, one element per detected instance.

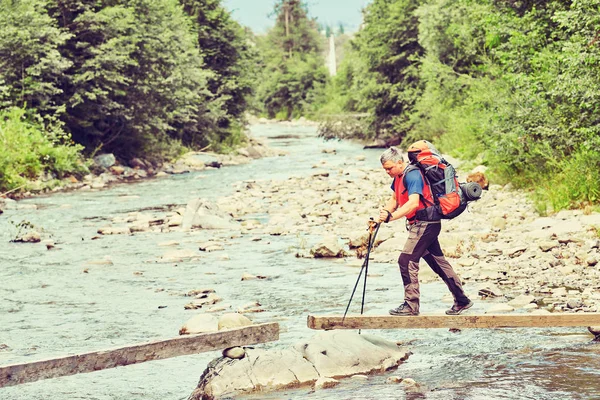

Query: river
<box><xmin>1</xmin><ymin>123</ymin><xmax>599</xmax><ymax>400</ymax></box>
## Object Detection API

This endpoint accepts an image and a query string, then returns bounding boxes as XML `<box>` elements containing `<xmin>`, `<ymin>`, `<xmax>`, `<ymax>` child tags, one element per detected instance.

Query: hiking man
<box><xmin>378</xmin><ymin>146</ymin><xmax>473</xmax><ymax>316</ymax></box>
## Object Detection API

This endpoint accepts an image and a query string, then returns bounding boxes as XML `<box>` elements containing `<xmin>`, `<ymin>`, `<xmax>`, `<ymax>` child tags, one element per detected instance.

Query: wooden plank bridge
<box><xmin>307</xmin><ymin>313</ymin><xmax>600</xmax><ymax>331</ymax></box>
<box><xmin>0</xmin><ymin>322</ymin><xmax>279</xmax><ymax>388</ymax></box>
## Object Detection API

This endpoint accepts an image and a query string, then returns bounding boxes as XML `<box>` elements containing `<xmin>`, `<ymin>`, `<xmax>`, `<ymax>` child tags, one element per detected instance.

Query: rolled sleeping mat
<box><xmin>461</xmin><ymin>182</ymin><xmax>482</xmax><ymax>201</ymax></box>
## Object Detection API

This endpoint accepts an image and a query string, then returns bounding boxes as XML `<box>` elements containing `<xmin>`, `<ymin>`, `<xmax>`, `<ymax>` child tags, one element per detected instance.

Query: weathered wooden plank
<box><xmin>308</xmin><ymin>314</ymin><xmax>600</xmax><ymax>330</ymax></box>
<box><xmin>0</xmin><ymin>322</ymin><xmax>279</xmax><ymax>388</ymax></box>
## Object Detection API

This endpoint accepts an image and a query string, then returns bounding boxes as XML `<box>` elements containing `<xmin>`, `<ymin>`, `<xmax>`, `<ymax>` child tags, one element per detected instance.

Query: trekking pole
<box><xmin>342</xmin><ymin>218</ymin><xmax>380</xmax><ymax>325</ymax></box>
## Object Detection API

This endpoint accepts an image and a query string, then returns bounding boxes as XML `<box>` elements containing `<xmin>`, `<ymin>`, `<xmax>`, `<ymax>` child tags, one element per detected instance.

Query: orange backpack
<box><xmin>405</xmin><ymin>140</ymin><xmax>478</xmax><ymax>220</ymax></box>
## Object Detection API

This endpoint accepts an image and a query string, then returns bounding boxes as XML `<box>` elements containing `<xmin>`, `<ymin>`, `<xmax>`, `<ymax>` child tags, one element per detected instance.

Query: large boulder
<box><xmin>180</xmin><ymin>314</ymin><xmax>219</xmax><ymax>335</ymax></box>
<box><xmin>93</xmin><ymin>153</ymin><xmax>116</xmax><ymax>169</ymax></box>
<box><xmin>310</xmin><ymin>236</ymin><xmax>346</xmax><ymax>258</ymax></box>
<box><xmin>188</xmin><ymin>331</ymin><xmax>410</xmax><ymax>399</ymax></box>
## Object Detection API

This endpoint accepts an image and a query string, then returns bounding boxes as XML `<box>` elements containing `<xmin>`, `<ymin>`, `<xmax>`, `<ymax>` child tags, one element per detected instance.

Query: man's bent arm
<box><xmin>388</xmin><ymin>193</ymin><xmax>420</xmax><ymax>222</ymax></box>
<box><xmin>383</xmin><ymin>194</ymin><xmax>397</xmax><ymax>213</ymax></box>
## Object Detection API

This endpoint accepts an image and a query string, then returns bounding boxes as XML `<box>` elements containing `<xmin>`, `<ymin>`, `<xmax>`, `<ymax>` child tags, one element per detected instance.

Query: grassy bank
<box><xmin>0</xmin><ymin>107</ymin><xmax>86</xmax><ymax>195</ymax></box>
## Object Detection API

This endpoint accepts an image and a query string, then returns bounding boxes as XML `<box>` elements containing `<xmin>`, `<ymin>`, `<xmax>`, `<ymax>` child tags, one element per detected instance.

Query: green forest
<box><xmin>1</xmin><ymin>0</ymin><xmax>599</xmax><ymax>213</ymax></box>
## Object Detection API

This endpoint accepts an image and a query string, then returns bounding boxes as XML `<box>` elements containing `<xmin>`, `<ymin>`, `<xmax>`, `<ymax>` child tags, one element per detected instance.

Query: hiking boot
<box><xmin>445</xmin><ymin>300</ymin><xmax>474</xmax><ymax>315</ymax></box>
<box><xmin>389</xmin><ymin>303</ymin><xmax>419</xmax><ymax>316</ymax></box>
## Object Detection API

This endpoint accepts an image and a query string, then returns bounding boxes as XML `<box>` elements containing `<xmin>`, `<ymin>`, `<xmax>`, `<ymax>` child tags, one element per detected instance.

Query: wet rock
<box><xmin>314</xmin><ymin>377</ymin><xmax>339</xmax><ymax>390</ymax></box>
<box><xmin>241</xmin><ymin>273</ymin><xmax>267</xmax><ymax>281</ymax></box>
<box><xmin>97</xmin><ymin>226</ymin><xmax>131</xmax><ymax>235</ymax></box>
<box><xmin>14</xmin><ymin>231</ymin><xmax>41</xmax><ymax>243</ymax></box>
<box><xmin>160</xmin><ymin>249</ymin><xmax>199</xmax><ymax>263</ymax></box>
<box><xmin>588</xmin><ymin>326</ymin><xmax>600</xmax><ymax>337</ymax></box>
<box><xmin>386</xmin><ymin>376</ymin><xmax>403</xmax><ymax>384</ymax></box>
<box><xmin>129</xmin><ymin>157</ymin><xmax>147</xmax><ymax>169</ymax></box>
<box><xmin>177</xmin><ymin>152</ymin><xmax>218</xmax><ymax>169</ymax></box>
<box><xmin>477</xmin><ymin>285</ymin><xmax>504</xmax><ymax>298</ymax></box>
<box><xmin>110</xmin><ymin>166</ymin><xmax>125</xmax><ymax>175</ymax></box>
<box><xmin>179</xmin><ymin>314</ymin><xmax>218</xmax><ymax>335</ymax></box>
<box><xmin>186</xmin><ymin>289</ymin><xmax>215</xmax><ymax>297</ymax></box>
<box><xmin>42</xmin><ymin>239</ymin><xmax>55</xmax><ymax>249</ymax></box>
<box><xmin>567</xmin><ymin>299</ymin><xmax>583</xmax><ymax>309</ymax></box>
<box><xmin>129</xmin><ymin>222</ymin><xmax>149</xmax><ymax>233</ymax></box>
<box><xmin>93</xmin><ymin>153</ymin><xmax>116</xmax><ymax>169</ymax></box>
<box><xmin>507</xmin><ymin>294</ymin><xmax>536</xmax><ymax>308</ymax></box>
<box><xmin>539</xmin><ymin>241</ymin><xmax>559</xmax><ymax>252</ymax></box>
<box><xmin>189</xmin><ymin>331</ymin><xmax>409</xmax><ymax>399</ymax></box>
<box><xmin>507</xmin><ymin>246</ymin><xmax>528</xmax><ymax>258</ymax></box>
<box><xmin>223</xmin><ymin>347</ymin><xmax>245</xmax><ymax>360</ymax></box>
<box><xmin>218</xmin><ymin>313</ymin><xmax>253</xmax><ymax>330</ymax></box>
<box><xmin>195</xmin><ymin>291</ymin><xmax>220</xmax><ymax>300</ymax></box>
<box><xmin>199</xmin><ymin>242</ymin><xmax>224</xmax><ymax>252</ymax></box>
<box><xmin>237</xmin><ymin>301</ymin><xmax>264</xmax><ymax>314</ymax></box>
<box><xmin>182</xmin><ymin>198</ymin><xmax>240</xmax><ymax>231</ymax></box>
<box><xmin>311</xmin><ymin>236</ymin><xmax>346</xmax><ymax>258</ymax></box>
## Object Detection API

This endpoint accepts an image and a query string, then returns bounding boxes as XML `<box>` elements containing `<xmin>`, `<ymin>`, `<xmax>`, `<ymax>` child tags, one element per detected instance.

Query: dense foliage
<box><xmin>0</xmin><ymin>0</ymin><xmax>255</xmax><ymax>192</ymax></box>
<box><xmin>320</xmin><ymin>0</ymin><xmax>600</xmax><ymax>211</ymax></box>
<box><xmin>0</xmin><ymin>107</ymin><xmax>85</xmax><ymax>191</ymax></box>
<box><xmin>253</xmin><ymin>0</ymin><xmax>329</xmax><ymax>119</ymax></box>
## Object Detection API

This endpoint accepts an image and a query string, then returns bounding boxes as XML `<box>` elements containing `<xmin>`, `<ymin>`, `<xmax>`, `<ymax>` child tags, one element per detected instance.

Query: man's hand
<box><xmin>379</xmin><ymin>209</ymin><xmax>392</xmax><ymax>223</ymax></box>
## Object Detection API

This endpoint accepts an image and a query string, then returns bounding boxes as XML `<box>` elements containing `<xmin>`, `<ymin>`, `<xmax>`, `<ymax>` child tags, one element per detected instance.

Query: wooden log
<box><xmin>0</xmin><ymin>322</ymin><xmax>279</xmax><ymax>388</ymax></box>
<box><xmin>307</xmin><ymin>314</ymin><xmax>600</xmax><ymax>330</ymax></box>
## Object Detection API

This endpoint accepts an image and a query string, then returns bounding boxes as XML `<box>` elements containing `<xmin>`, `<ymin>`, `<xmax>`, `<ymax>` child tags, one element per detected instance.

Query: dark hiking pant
<box><xmin>398</xmin><ymin>221</ymin><xmax>469</xmax><ymax>314</ymax></box>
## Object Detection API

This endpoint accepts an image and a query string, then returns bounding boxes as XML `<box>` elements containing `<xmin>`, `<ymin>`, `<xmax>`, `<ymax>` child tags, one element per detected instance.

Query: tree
<box><xmin>48</xmin><ymin>0</ymin><xmax>215</xmax><ymax>159</ymax></box>
<box><xmin>269</xmin><ymin>0</ymin><xmax>322</xmax><ymax>58</ymax></box>
<box><xmin>351</xmin><ymin>0</ymin><xmax>425</xmax><ymax>138</ymax></box>
<box><xmin>0</xmin><ymin>0</ymin><xmax>71</xmax><ymax>116</ymax></box>
<box><xmin>179</xmin><ymin>0</ymin><xmax>257</xmax><ymax>142</ymax></box>
<box><xmin>254</xmin><ymin>0</ymin><xmax>328</xmax><ymax>119</ymax></box>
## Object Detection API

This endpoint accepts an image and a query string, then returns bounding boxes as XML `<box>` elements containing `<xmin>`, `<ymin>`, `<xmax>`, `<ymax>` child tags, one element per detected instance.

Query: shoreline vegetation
<box><xmin>2</xmin><ymin>0</ymin><xmax>600</xmax><ymax>215</ymax></box>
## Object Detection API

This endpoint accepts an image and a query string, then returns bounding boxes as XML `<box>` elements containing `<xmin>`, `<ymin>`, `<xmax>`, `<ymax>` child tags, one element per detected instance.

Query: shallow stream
<box><xmin>1</xmin><ymin>124</ymin><xmax>599</xmax><ymax>400</ymax></box>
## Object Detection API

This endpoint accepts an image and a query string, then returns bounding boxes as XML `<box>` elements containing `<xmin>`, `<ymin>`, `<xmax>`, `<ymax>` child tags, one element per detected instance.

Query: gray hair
<box><xmin>380</xmin><ymin>147</ymin><xmax>404</xmax><ymax>164</ymax></box>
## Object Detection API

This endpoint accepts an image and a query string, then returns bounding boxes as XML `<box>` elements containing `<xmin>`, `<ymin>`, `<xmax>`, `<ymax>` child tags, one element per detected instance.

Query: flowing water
<box><xmin>1</xmin><ymin>124</ymin><xmax>599</xmax><ymax>400</ymax></box>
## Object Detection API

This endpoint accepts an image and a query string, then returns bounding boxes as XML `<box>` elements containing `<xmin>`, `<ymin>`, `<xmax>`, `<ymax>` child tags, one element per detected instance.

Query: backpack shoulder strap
<box><xmin>403</xmin><ymin>164</ymin><xmax>435</xmax><ymax>206</ymax></box>
<box><xmin>401</xmin><ymin>165</ymin><xmax>419</xmax><ymax>194</ymax></box>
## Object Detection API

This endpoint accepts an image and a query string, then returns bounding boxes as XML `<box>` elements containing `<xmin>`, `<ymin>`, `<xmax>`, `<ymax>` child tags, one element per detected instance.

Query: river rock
<box><xmin>128</xmin><ymin>157</ymin><xmax>147</xmax><ymax>169</ymax></box>
<box><xmin>14</xmin><ymin>231</ymin><xmax>41</xmax><ymax>243</ymax></box>
<box><xmin>110</xmin><ymin>166</ymin><xmax>125</xmax><ymax>175</ymax></box>
<box><xmin>160</xmin><ymin>249</ymin><xmax>199</xmax><ymax>263</ymax></box>
<box><xmin>93</xmin><ymin>153</ymin><xmax>116</xmax><ymax>169</ymax></box>
<box><xmin>311</xmin><ymin>236</ymin><xmax>346</xmax><ymax>258</ymax></box>
<box><xmin>588</xmin><ymin>326</ymin><xmax>600</xmax><ymax>336</ymax></box>
<box><xmin>218</xmin><ymin>313</ymin><xmax>253</xmax><ymax>330</ymax></box>
<box><xmin>314</xmin><ymin>377</ymin><xmax>339</xmax><ymax>390</ymax></box>
<box><xmin>295</xmin><ymin>331</ymin><xmax>409</xmax><ymax>378</ymax></box>
<box><xmin>189</xmin><ymin>331</ymin><xmax>410</xmax><ymax>399</ymax></box>
<box><xmin>97</xmin><ymin>226</ymin><xmax>131</xmax><ymax>235</ymax></box>
<box><xmin>538</xmin><ymin>240</ymin><xmax>558</xmax><ymax>252</ymax></box>
<box><xmin>182</xmin><ymin>198</ymin><xmax>240</xmax><ymax>231</ymax></box>
<box><xmin>223</xmin><ymin>347</ymin><xmax>246</xmax><ymax>360</ymax></box>
<box><xmin>179</xmin><ymin>314</ymin><xmax>218</xmax><ymax>335</ymax></box>
<box><xmin>507</xmin><ymin>294</ymin><xmax>536</xmax><ymax>308</ymax></box>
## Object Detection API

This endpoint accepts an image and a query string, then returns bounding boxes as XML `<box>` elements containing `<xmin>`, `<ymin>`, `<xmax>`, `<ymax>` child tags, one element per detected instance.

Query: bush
<box><xmin>535</xmin><ymin>146</ymin><xmax>600</xmax><ymax>212</ymax></box>
<box><xmin>0</xmin><ymin>107</ymin><xmax>85</xmax><ymax>193</ymax></box>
